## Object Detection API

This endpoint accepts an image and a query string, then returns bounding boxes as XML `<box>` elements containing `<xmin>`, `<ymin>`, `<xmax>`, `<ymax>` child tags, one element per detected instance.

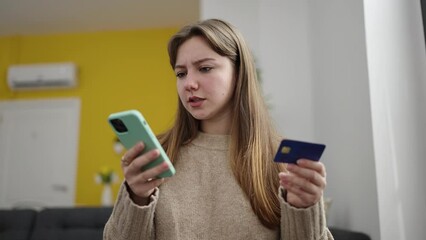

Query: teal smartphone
<box><xmin>108</xmin><ymin>110</ymin><xmax>175</xmax><ymax>178</ymax></box>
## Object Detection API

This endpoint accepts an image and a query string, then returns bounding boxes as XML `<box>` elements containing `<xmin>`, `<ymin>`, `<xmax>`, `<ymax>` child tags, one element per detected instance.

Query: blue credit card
<box><xmin>273</xmin><ymin>139</ymin><xmax>326</xmax><ymax>164</ymax></box>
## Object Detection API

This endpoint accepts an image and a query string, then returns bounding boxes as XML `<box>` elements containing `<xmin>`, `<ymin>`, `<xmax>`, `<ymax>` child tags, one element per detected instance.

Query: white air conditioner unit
<box><xmin>7</xmin><ymin>62</ymin><xmax>77</xmax><ymax>90</ymax></box>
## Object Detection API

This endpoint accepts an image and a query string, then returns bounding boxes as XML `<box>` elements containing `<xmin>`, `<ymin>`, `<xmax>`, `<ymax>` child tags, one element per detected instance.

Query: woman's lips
<box><xmin>188</xmin><ymin>96</ymin><xmax>205</xmax><ymax>107</ymax></box>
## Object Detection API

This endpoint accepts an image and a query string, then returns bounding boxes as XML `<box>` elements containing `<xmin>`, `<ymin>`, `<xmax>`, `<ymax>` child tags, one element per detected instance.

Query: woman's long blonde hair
<box><xmin>158</xmin><ymin>19</ymin><xmax>284</xmax><ymax>229</ymax></box>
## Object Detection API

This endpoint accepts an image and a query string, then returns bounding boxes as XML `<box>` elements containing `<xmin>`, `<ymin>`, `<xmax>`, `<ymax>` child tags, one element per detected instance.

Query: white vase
<box><xmin>101</xmin><ymin>184</ymin><xmax>113</xmax><ymax>206</ymax></box>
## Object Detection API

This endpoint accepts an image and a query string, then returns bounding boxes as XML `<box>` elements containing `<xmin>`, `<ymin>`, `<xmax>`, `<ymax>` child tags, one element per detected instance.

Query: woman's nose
<box><xmin>184</xmin><ymin>73</ymin><xmax>199</xmax><ymax>91</ymax></box>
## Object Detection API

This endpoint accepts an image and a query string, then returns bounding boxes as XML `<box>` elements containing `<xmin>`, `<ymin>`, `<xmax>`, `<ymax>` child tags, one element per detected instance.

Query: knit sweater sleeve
<box><xmin>279</xmin><ymin>187</ymin><xmax>334</xmax><ymax>240</ymax></box>
<box><xmin>103</xmin><ymin>183</ymin><xmax>158</xmax><ymax>240</ymax></box>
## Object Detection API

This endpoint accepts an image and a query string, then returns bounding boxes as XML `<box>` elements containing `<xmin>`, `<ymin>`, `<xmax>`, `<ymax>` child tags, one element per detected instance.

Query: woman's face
<box><xmin>174</xmin><ymin>36</ymin><xmax>236</xmax><ymax>124</ymax></box>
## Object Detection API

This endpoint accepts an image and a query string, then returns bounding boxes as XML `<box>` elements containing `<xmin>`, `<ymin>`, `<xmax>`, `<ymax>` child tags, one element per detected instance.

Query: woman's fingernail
<box><xmin>152</xmin><ymin>149</ymin><xmax>159</xmax><ymax>157</ymax></box>
<box><xmin>162</xmin><ymin>162</ymin><xmax>169</xmax><ymax>169</ymax></box>
<box><xmin>279</xmin><ymin>172</ymin><xmax>289</xmax><ymax>179</ymax></box>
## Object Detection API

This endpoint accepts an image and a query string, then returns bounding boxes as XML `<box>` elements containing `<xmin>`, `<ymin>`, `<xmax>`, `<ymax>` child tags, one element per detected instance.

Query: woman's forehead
<box><xmin>175</xmin><ymin>37</ymin><xmax>221</xmax><ymax>66</ymax></box>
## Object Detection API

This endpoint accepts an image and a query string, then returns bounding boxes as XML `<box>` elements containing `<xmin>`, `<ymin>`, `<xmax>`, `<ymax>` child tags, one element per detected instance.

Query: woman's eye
<box><xmin>176</xmin><ymin>72</ymin><xmax>186</xmax><ymax>78</ymax></box>
<box><xmin>200</xmin><ymin>67</ymin><xmax>212</xmax><ymax>73</ymax></box>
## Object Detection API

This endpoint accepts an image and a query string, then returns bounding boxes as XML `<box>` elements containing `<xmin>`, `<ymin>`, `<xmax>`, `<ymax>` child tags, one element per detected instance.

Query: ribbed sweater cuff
<box><xmin>279</xmin><ymin>187</ymin><xmax>327</xmax><ymax>240</ymax></box>
<box><xmin>107</xmin><ymin>183</ymin><xmax>158</xmax><ymax>239</ymax></box>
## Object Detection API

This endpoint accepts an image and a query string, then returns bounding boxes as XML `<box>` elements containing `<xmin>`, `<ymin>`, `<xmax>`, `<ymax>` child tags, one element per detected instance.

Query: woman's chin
<box><xmin>190</xmin><ymin>113</ymin><xmax>208</xmax><ymax>121</ymax></box>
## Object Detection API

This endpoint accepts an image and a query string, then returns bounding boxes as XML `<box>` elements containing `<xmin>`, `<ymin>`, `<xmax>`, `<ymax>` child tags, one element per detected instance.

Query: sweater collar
<box><xmin>190</xmin><ymin>131</ymin><xmax>230</xmax><ymax>151</ymax></box>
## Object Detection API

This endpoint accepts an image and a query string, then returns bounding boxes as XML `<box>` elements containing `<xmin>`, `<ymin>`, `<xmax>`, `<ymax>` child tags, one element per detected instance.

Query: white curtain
<box><xmin>364</xmin><ymin>0</ymin><xmax>426</xmax><ymax>239</ymax></box>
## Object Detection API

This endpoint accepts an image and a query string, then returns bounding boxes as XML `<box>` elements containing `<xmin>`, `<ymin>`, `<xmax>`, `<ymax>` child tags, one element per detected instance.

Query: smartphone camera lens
<box><xmin>110</xmin><ymin>119</ymin><xmax>128</xmax><ymax>133</ymax></box>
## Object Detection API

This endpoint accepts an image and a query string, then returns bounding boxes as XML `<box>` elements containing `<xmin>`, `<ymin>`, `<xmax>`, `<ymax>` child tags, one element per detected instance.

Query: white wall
<box><xmin>308</xmin><ymin>1</ymin><xmax>381</xmax><ymax>239</ymax></box>
<box><xmin>364</xmin><ymin>0</ymin><xmax>426</xmax><ymax>239</ymax></box>
<box><xmin>258</xmin><ymin>1</ymin><xmax>315</xmax><ymax>140</ymax></box>
<box><xmin>200</xmin><ymin>1</ymin><xmax>260</xmax><ymax>59</ymax></box>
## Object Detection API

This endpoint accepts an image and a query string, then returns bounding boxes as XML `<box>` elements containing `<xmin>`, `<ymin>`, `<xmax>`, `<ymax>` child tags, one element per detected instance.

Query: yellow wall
<box><xmin>0</xmin><ymin>28</ymin><xmax>179</xmax><ymax>206</ymax></box>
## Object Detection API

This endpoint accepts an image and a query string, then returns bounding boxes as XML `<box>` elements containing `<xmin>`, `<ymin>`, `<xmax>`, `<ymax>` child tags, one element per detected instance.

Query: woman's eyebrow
<box><xmin>192</xmin><ymin>57</ymin><xmax>216</xmax><ymax>65</ymax></box>
<box><xmin>174</xmin><ymin>57</ymin><xmax>216</xmax><ymax>69</ymax></box>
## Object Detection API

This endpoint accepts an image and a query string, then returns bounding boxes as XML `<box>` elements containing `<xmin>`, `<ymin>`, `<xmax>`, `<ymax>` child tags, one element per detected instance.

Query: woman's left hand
<box><xmin>278</xmin><ymin>159</ymin><xmax>327</xmax><ymax>208</ymax></box>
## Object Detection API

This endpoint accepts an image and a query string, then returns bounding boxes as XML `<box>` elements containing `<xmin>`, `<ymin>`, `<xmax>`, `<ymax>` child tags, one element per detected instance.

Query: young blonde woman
<box><xmin>104</xmin><ymin>19</ymin><xmax>333</xmax><ymax>240</ymax></box>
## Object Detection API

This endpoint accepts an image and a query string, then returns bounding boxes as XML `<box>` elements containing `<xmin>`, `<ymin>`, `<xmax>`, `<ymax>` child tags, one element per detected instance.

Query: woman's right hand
<box><xmin>121</xmin><ymin>141</ymin><xmax>170</xmax><ymax>205</ymax></box>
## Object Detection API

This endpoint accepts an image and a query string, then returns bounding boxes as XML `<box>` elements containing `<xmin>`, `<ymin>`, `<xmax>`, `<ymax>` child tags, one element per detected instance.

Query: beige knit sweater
<box><xmin>104</xmin><ymin>132</ymin><xmax>333</xmax><ymax>240</ymax></box>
